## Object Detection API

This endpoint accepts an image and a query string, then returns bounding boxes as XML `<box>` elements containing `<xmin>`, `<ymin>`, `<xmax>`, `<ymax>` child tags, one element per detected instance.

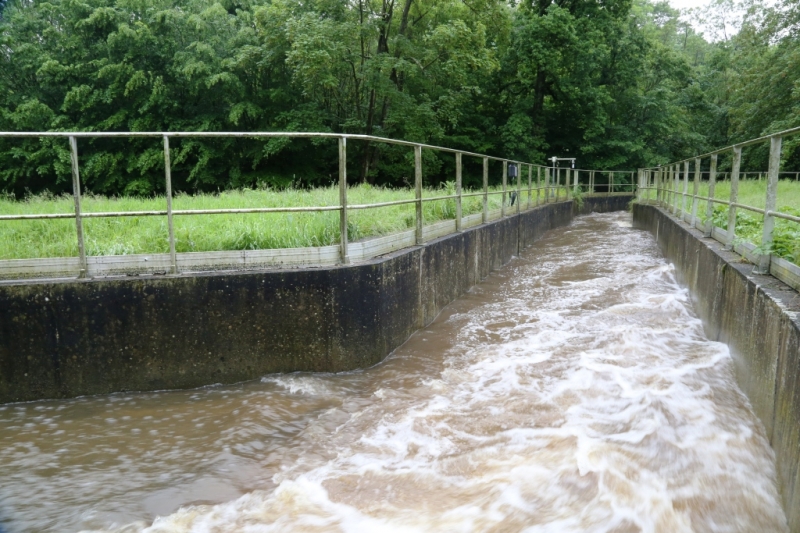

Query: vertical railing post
<box><xmin>415</xmin><ymin>145</ymin><xmax>423</xmax><ymax>245</ymax></box>
<box><xmin>637</xmin><ymin>170</ymin><xmax>642</xmax><ymax>200</ymax></box>
<box><xmin>566</xmin><ymin>168</ymin><xmax>572</xmax><ymax>200</ymax></box>
<box><xmin>608</xmin><ymin>172</ymin><xmax>612</xmax><ymax>196</ymax></box>
<box><xmin>756</xmin><ymin>136</ymin><xmax>782</xmax><ymax>274</ymax></box>
<box><xmin>574</xmin><ymin>169</ymin><xmax>580</xmax><ymax>194</ymax></box>
<box><xmin>69</xmin><ymin>136</ymin><xmax>88</xmax><ymax>278</ymax></box>
<box><xmin>590</xmin><ymin>170</ymin><xmax>594</xmax><ymax>195</ymax></box>
<box><xmin>536</xmin><ymin>166</ymin><xmax>541</xmax><ymax>206</ymax></box>
<box><xmin>557</xmin><ymin>167</ymin><xmax>562</xmax><ymax>201</ymax></box>
<box><xmin>163</xmin><ymin>135</ymin><xmax>177</xmax><ymax>274</ymax></box>
<box><xmin>691</xmin><ymin>157</ymin><xmax>701</xmax><ymax>228</ymax></box>
<box><xmin>339</xmin><ymin>137</ymin><xmax>350</xmax><ymax>263</ymax></box>
<box><xmin>672</xmin><ymin>165</ymin><xmax>679</xmax><ymax>214</ymax></box>
<box><xmin>527</xmin><ymin>164</ymin><xmax>532</xmax><ymax>210</ymax></box>
<box><xmin>705</xmin><ymin>154</ymin><xmax>717</xmax><ymax>237</ymax></box>
<box><xmin>455</xmin><ymin>152</ymin><xmax>462</xmax><ymax>232</ymax></box>
<box><xmin>682</xmin><ymin>161</ymin><xmax>690</xmax><ymax>220</ymax></box>
<box><xmin>516</xmin><ymin>161</ymin><xmax>522</xmax><ymax>215</ymax></box>
<box><xmin>664</xmin><ymin>166</ymin><xmax>669</xmax><ymax>209</ymax></box>
<box><xmin>655</xmin><ymin>169</ymin><xmax>659</xmax><ymax>203</ymax></box>
<box><xmin>501</xmin><ymin>160</ymin><xmax>507</xmax><ymax>217</ymax></box>
<box><xmin>482</xmin><ymin>157</ymin><xmax>488</xmax><ymax>223</ymax></box>
<box><xmin>726</xmin><ymin>147</ymin><xmax>741</xmax><ymax>250</ymax></box>
<box><xmin>655</xmin><ymin>168</ymin><xmax>661</xmax><ymax>204</ymax></box>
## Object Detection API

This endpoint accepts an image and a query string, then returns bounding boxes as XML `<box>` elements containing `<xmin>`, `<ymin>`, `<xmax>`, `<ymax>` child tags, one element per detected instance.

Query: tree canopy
<box><xmin>0</xmin><ymin>0</ymin><xmax>797</xmax><ymax>196</ymax></box>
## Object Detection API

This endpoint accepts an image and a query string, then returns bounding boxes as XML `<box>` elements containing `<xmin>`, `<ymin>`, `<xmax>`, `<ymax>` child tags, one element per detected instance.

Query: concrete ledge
<box><xmin>633</xmin><ymin>203</ymin><xmax>800</xmax><ymax>532</ymax></box>
<box><xmin>0</xmin><ymin>196</ymin><xmax>631</xmax><ymax>406</ymax></box>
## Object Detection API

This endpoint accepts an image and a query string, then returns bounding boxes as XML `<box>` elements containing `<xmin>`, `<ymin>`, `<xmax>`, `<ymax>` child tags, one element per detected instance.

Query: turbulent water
<box><xmin>0</xmin><ymin>212</ymin><xmax>788</xmax><ymax>533</ymax></box>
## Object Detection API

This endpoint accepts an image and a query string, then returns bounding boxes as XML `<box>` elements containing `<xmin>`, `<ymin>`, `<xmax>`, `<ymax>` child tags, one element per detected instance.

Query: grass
<box><xmin>0</xmin><ymin>183</ymin><xmax>563</xmax><ymax>260</ymax></box>
<box><xmin>648</xmin><ymin>178</ymin><xmax>800</xmax><ymax>263</ymax></box>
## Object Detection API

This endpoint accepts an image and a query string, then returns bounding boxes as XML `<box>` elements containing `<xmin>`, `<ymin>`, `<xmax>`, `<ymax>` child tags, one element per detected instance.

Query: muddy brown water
<box><xmin>0</xmin><ymin>212</ymin><xmax>788</xmax><ymax>532</ymax></box>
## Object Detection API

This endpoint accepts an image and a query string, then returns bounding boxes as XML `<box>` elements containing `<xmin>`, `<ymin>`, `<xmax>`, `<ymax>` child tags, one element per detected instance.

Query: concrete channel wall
<box><xmin>633</xmin><ymin>203</ymin><xmax>800</xmax><ymax>532</ymax></box>
<box><xmin>0</xmin><ymin>196</ymin><xmax>630</xmax><ymax>405</ymax></box>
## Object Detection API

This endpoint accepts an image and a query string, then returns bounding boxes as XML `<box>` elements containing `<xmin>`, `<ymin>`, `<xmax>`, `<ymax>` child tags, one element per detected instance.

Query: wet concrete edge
<box><xmin>633</xmin><ymin>203</ymin><xmax>800</xmax><ymax>532</ymax></box>
<box><xmin>0</xmin><ymin>196</ymin><xmax>631</xmax><ymax>405</ymax></box>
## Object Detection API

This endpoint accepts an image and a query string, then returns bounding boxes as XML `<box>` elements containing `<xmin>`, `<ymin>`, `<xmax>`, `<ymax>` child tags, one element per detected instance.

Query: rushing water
<box><xmin>0</xmin><ymin>212</ymin><xmax>788</xmax><ymax>533</ymax></box>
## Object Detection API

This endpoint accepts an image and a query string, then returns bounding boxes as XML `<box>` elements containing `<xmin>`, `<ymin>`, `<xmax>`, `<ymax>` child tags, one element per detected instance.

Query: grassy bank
<box><xmin>650</xmin><ymin>179</ymin><xmax>800</xmax><ymax>263</ymax></box>
<box><xmin>0</xmin><ymin>184</ymin><xmax>559</xmax><ymax>260</ymax></box>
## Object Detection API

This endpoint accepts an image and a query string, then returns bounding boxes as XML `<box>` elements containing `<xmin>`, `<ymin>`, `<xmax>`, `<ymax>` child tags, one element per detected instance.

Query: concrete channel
<box><xmin>633</xmin><ymin>203</ymin><xmax>800</xmax><ymax>532</ymax></box>
<box><xmin>0</xmin><ymin>196</ymin><xmax>630</xmax><ymax>405</ymax></box>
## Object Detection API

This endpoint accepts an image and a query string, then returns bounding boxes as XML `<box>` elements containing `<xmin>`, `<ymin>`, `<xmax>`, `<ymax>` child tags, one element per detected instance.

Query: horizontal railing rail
<box><xmin>636</xmin><ymin>125</ymin><xmax>800</xmax><ymax>290</ymax></box>
<box><xmin>0</xmin><ymin>131</ymin><xmax>634</xmax><ymax>280</ymax></box>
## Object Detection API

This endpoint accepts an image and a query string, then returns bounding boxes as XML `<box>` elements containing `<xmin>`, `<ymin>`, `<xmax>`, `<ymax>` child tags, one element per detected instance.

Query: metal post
<box><xmin>516</xmin><ymin>162</ymin><xmax>521</xmax><ymax>214</ymax></box>
<box><xmin>704</xmin><ymin>154</ymin><xmax>717</xmax><ymax>237</ymax></box>
<box><xmin>163</xmin><ymin>136</ymin><xmax>177</xmax><ymax>273</ymax></box>
<box><xmin>536</xmin><ymin>166</ymin><xmax>541</xmax><ymax>206</ymax></box>
<box><xmin>502</xmin><ymin>160</ymin><xmax>507</xmax><ymax>217</ymax></box>
<box><xmin>691</xmin><ymin>157</ymin><xmax>700</xmax><ymax>228</ymax></box>
<box><xmin>415</xmin><ymin>145</ymin><xmax>423</xmax><ymax>245</ymax></box>
<box><xmin>756</xmin><ymin>136</ymin><xmax>782</xmax><ymax>274</ymax></box>
<box><xmin>339</xmin><ymin>137</ymin><xmax>350</xmax><ymax>263</ymax></box>
<box><xmin>482</xmin><ymin>157</ymin><xmax>488</xmax><ymax>223</ymax></box>
<box><xmin>574</xmin><ymin>169</ymin><xmax>580</xmax><ymax>194</ymax></box>
<box><xmin>726</xmin><ymin>147</ymin><xmax>741</xmax><ymax>250</ymax></box>
<box><xmin>638</xmin><ymin>170</ymin><xmax>643</xmax><ymax>200</ymax></box>
<box><xmin>655</xmin><ymin>168</ymin><xmax>661</xmax><ymax>204</ymax></box>
<box><xmin>566</xmin><ymin>167</ymin><xmax>572</xmax><ymax>200</ymax></box>
<box><xmin>590</xmin><ymin>171</ymin><xmax>594</xmax><ymax>195</ymax></box>
<box><xmin>608</xmin><ymin>172</ymin><xmax>612</xmax><ymax>196</ymax></box>
<box><xmin>682</xmin><ymin>161</ymin><xmax>689</xmax><ymax>220</ymax></box>
<box><xmin>672</xmin><ymin>165</ymin><xmax>679</xmax><ymax>214</ymax></box>
<box><xmin>455</xmin><ymin>152</ymin><xmax>462</xmax><ymax>232</ymax></box>
<box><xmin>69</xmin><ymin>136</ymin><xmax>88</xmax><ymax>278</ymax></box>
<box><xmin>527</xmin><ymin>165</ymin><xmax>532</xmax><ymax>210</ymax></box>
<box><xmin>556</xmin><ymin>167</ymin><xmax>560</xmax><ymax>201</ymax></box>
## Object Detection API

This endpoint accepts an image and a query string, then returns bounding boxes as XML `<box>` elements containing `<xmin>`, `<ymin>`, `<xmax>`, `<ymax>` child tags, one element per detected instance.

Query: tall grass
<box><xmin>0</xmin><ymin>184</ymin><xmax>519</xmax><ymax>260</ymax></box>
<box><xmin>669</xmin><ymin>179</ymin><xmax>800</xmax><ymax>263</ymax></box>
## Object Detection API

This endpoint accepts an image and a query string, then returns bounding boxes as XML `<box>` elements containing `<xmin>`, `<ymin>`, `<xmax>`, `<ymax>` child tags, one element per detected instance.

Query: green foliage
<box><xmin>698</xmin><ymin>179</ymin><xmax>800</xmax><ymax>263</ymax></box>
<box><xmin>0</xmin><ymin>0</ymin><xmax>797</xmax><ymax>196</ymax></box>
<box><xmin>0</xmin><ymin>184</ymin><xmax>507</xmax><ymax>258</ymax></box>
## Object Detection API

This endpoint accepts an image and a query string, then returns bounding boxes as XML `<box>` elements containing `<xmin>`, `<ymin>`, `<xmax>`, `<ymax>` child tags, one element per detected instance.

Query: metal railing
<box><xmin>0</xmin><ymin>131</ymin><xmax>634</xmax><ymax>279</ymax></box>
<box><xmin>637</xmin><ymin>124</ymin><xmax>800</xmax><ymax>284</ymax></box>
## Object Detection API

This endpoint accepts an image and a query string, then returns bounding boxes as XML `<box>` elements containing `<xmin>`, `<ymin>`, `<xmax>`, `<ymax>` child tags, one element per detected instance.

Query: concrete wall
<box><xmin>633</xmin><ymin>204</ymin><xmax>800</xmax><ymax>532</ymax></box>
<box><xmin>0</xmin><ymin>196</ymin><xmax>630</xmax><ymax>405</ymax></box>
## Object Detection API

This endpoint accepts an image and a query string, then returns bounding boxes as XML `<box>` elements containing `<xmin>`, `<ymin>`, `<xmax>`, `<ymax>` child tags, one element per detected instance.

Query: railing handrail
<box><xmin>640</xmin><ymin>124</ymin><xmax>800</xmax><ymax>169</ymax></box>
<box><xmin>0</xmin><ymin>130</ymin><xmax>636</xmax><ymax>280</ymax></box>
<box><xmin>0</xmin><ymin>130</ymin><xmax>640</xmax><ymax>174</ymax></box>
<box><xmin>636</xmin><ymin>125</ymin><xmax>800</xmax><ymax>279</ymax></box>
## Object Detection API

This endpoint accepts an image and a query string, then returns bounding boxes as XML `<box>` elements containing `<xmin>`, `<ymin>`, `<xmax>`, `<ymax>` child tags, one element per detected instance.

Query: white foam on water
<box><xmin>79</xmin><ymin>212</ymin><xmax>786</xmax><ymax>533</ymax></box>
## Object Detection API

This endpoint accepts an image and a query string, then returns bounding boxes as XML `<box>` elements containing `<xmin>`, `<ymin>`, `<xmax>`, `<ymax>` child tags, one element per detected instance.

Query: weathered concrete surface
<box><xmin>0</xmin><ymin>196</ymin><xmax>630</xmax><ymax>405</ymax></box>
<box><xmin>633</xmin><ymin>203</ymin><xmax>800</xmax><ymax>532</ymax></box>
